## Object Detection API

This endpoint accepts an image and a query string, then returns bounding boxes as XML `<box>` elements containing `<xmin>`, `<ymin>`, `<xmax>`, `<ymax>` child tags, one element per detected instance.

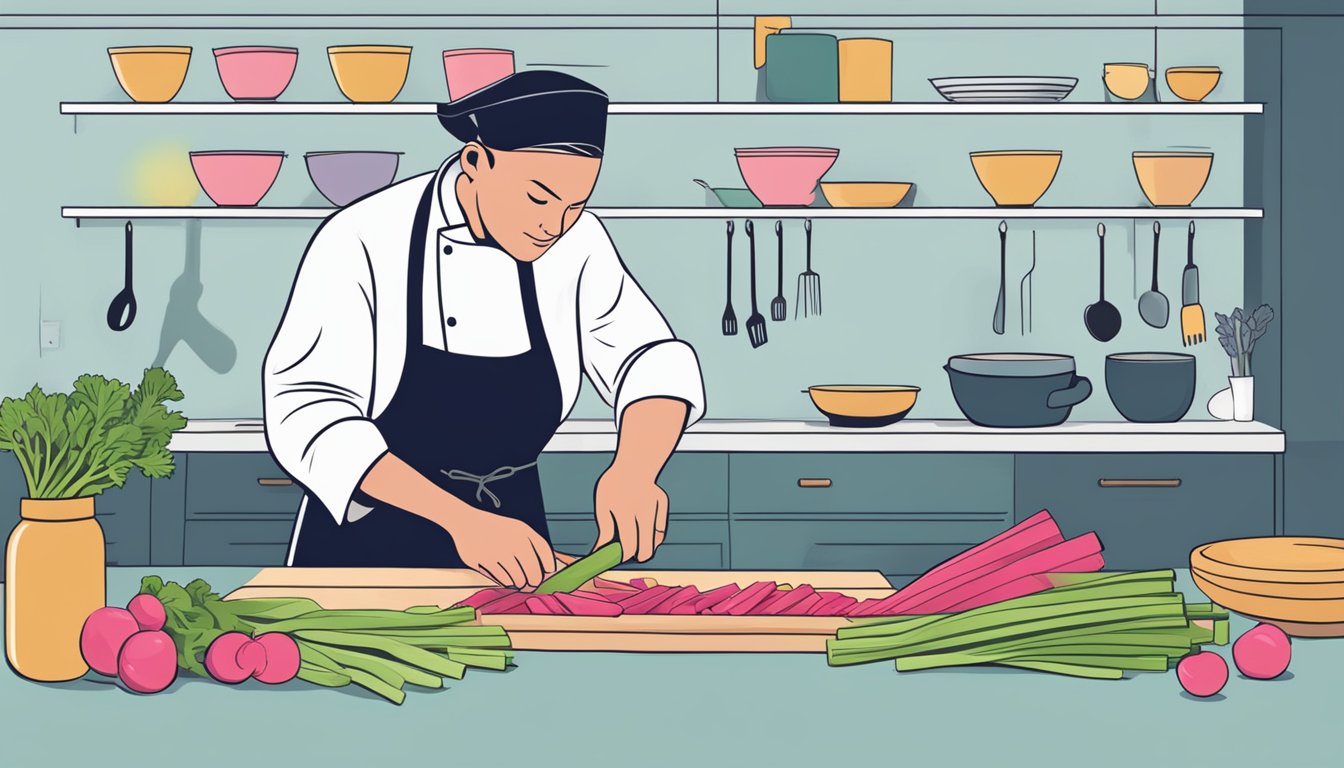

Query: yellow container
<box><xmin>327</xmin><ymin>45</ymin><xmax>412</xmax><ymax>103</ymax></box>
<box><xmin>838</xmin><ymin>38</ymin><xmax>893</xmax><ymax>102</ymax></box>
<box><xmin>1103</xmin><ymin>62</ymin><xmax>1152</xmax><ymax>100</ymax></box>
<box><xmin>754</xmin><ymin>16</ymin><xmax>792</xmax><ymax>68</ymax></box>
<box><xmin>1165</xmin><ymin>66</ymin><xmax>1221</xmax><ymax>102</ymax></box>
<box><xmin>5</xmin><ymin>497</ymin><xmax>105</xmax><ymax>682</ymax></box>
<box><xmin>107</xmin><ymin>46</ymin><xmax>192</xmax><ymax>103</ymax></box>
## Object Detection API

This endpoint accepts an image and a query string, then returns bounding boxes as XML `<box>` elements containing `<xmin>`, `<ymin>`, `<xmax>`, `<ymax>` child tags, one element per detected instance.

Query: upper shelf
<box><xmin>62</xmin><ymin>206</ymin><xmax>1265</xmax><ymax>221</ymax></box>
<box><xmin>59</xmin><ymin>101</ymin><xmax>1266</xmax><ymax>116</ymax></box>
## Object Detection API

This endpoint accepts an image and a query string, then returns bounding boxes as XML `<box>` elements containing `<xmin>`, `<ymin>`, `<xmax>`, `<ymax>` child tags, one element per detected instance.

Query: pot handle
<box><xmin>1046</xmin><ymin>375</ymin><xmax>1092</xmax><ymax>409</ymax></box>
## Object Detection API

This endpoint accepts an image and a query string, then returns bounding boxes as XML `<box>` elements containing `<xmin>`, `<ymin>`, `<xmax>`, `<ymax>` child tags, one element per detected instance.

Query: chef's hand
<box><xmin>448</xmin><ymin>508</ymin><xmax>556</xmax><ymax>590</ymax></box>
<box><xmin>593</xmin><ymin>465</ymin><xmax>668</xmax><ymax>563</ymax></box>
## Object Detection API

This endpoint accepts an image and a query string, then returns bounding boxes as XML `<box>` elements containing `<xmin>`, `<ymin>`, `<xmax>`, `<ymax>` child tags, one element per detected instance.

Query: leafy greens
<box><xmin>1214</xmin><ymin>304</ymin><xmax>1275</xmax><ymax>377</ymax></box>
<box><xmin>0</xmin><ymin>368</ymin><xmax>187</xmax><ymax>499</ymax></box>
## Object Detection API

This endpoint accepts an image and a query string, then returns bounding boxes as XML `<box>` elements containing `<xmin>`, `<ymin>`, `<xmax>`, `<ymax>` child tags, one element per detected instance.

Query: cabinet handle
<box><xmin>798</xmin><ymin>478</ymin><xmax>833</xmax><ymax>488</ymax></box>
<box><xmin>257</xmin><ymin>477</ymin><xmax>294</xmax><ymax>487</ymax></box>
<box><xmin>1098</xmin><ymin>478</ymin><xmax>1181</xmax><ymax>488</ymax></box>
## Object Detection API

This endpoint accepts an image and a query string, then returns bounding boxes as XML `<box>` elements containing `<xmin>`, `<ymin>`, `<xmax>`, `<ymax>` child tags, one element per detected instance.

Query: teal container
<box><xmin>764</xmin><ymin>32</ymin><xmax>839</xmax><ymax>103</ymax></box>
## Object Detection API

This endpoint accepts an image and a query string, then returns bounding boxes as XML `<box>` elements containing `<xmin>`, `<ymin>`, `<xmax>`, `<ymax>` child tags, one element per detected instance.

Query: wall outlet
<box><xmin>40</xmin><ymin>321</ymin><xmax>60</xmax><ymax>350</ymax></box>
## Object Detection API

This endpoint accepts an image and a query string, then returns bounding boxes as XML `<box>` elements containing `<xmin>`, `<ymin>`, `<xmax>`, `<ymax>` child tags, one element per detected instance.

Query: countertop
<box><xmin>170</xmin><ymin>418</ymin><xmax>1287</xmax><ymax>453</ymax></box>
<box><xmin>1</xmin><ymin>568</ymin><xmax>1334</xmax><ymax>767</ymax></box>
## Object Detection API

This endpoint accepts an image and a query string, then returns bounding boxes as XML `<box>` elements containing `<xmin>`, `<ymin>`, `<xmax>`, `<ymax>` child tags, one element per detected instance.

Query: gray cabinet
<box><xmin>181</xmin><ymin>453</ymin><xmax>299</xmax><ymax>566</ymax></box>
<box><xmin>539</xmin><ymin>453</ymin><xmax>729</xmax><ymax>569</ymax></box>
<box><xmin>728</xmin><ymin>454</ymin><xmax>1014</xmax><ymax>583</ymax></box>
<box><xmin>1014</xmin><ymin>453</ymin><xmax>1276</xmax><ymax>569</ymax></box>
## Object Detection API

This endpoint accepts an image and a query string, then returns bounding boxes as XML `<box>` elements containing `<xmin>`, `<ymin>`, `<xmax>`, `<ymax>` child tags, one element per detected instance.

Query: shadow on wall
<box><xmin>152</xmin><ymin>220</ymin><xmax>237</xmax><ymax>373</ymax></box>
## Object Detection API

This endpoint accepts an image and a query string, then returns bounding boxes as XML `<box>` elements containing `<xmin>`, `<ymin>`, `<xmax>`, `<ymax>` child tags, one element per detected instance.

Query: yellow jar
<box><xmin>5</xmin><ymin>497</ymin><xmax>105</xmax><ymax>682</ymax></box>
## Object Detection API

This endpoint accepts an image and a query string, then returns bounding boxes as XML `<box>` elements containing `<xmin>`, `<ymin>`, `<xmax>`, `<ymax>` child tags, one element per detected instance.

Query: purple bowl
<box><xmin>304</xmin><ymin>151</ymin><xmax>402</xmax><ymax>207</ymax></box>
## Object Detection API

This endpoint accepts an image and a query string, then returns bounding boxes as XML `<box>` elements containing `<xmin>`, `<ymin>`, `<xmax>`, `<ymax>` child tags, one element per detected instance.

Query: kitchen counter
<box><xmin>1</xmin><ymin>568</ymin><xmax>1334</xmax><ymax>767</ymax></box>
<box><xmin>170</xmin><ymin>418</ymin><xmax>1287</xmax><ymax>453</ymax></box>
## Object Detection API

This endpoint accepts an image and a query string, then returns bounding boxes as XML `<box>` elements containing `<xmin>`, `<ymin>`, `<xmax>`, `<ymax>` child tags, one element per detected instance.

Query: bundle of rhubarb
<box><xmin>457</xmin><ymin>510</ymin><xmax>1104</xmax><ymax>617</ymax></box>
<box><xmin>140</xmin><ymin>577</ymin><xmax>513</xmax><ymax>704</ymax></box>
<box><xmin>827</xmin><ymin>570</ymin><xmax>1230</xmax><ymax>678</ymax></box>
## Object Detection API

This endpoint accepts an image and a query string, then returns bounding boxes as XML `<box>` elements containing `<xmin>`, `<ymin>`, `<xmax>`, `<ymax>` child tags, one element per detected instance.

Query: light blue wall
<box><xmin>0</xmin><ymin>3</ymin><xmax>1254</xmax><ymax>422</ymax></box>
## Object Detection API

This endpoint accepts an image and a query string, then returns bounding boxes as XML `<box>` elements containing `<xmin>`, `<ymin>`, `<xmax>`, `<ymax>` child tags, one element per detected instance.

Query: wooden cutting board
<box><xmin>225</xmin><ymin>568</ymin><xmax>897</xmax><ymax>653</ymax></box>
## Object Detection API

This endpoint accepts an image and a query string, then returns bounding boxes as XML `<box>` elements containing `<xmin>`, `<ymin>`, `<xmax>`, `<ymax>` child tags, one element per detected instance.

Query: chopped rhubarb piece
<box><xmin>592</xmin><ymin>576</ymin><xmax>638</xmax><ymax>592</ymax></box>
<box><xmin>647</xmin><ymin>586</ymin><xmax>702</xmax><ymax>615</ymax></box>
<box><xmin>628</xmin><ymin>577</ymin><xmax>659</xmax><ymax>590</ymax></box>
<box><xmin>617</xmin><ymin>585</ymin><xmax>678</xmax><ymax>614</ymax></box>
<box><xmin>751</xmin><ymin>589</ymin><xmax>794</xmax><ymax>615</ymax></box>
<box><xmin>669</xmin><ymin>602</ymin><xmax>699</xmax><ymax>615</ymax></box>
<box><xmin>454</xmin><ymin>587</ymin><xmax>515</xmax><ymax>609</ymax></box>
<box><xmin>779</xmin><ymin>593</ymin><xmax>824</xmax><ymax>615</ymax></box>
<box><xmin>525</xmin><ymin>596</ymin><xmax>558</xmax><ymax>615</ymax></box>
<box><xmin>941</xmin><ymin>574</ymin><xmax>1054</xmax><ymax>613</ymax></box>
<box><xmin>553</xmin><ymin>592</ymin><xmax>623</xmax><ymax>617</ymax></box>
<box><xmin>476</xmin><ymin>592</ymin><xmax>530</xmax><ymax>614</ymax></box>
<box><xmin>809</xmin><ymin>594</ymin><xmax>858</xmax><ymax>616</ymax></box>
<box><xmin>758</xmin><ymin>585</ymin><xmax>817</xmax><ymax>615</ymax></box>
<box><xmin>709</xmin><ymin>581</ymin><xmax>777</xmax><ymax>615</ymax></box>
<box><xmin>689</xmin><ymin>584</ymin><xmax>741</xmax><ymax>613</ymax></box>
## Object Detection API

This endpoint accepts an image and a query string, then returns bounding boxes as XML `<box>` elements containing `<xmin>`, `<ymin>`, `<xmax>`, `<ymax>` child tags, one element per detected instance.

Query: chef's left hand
<box><xmin>593</xmin><ymin>465</ymin><xmax>668</xmax><ymax>563</ymax></box>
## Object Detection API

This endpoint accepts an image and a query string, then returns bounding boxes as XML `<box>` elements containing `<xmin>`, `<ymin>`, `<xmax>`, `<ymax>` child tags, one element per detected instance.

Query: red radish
<box><xmin>1177</xmin><ymin>651</ymin><xmax>1229</xmax><ymax>698</ymax></box>
<box><xmin>126</xmin><ymin>594</ymin><xmax>167</xmax><ymax>631</ymax></box>
<box><xmin>236</xmin><ymin>638</ymin><xmax>268</xmax><ymax>678</ymax></box>
<box><xmin>205</xmin><ymin>632</ymin><xmax>255</xmax><ymax>684</ymax></box>
<box><xmin>253</xmin><ymin>633</ymin><xmax>301</xmax><ymax>684</ymax></box>
<box><xmin>80</xmin><ymin>607</ymin><xmax>141</xmax><ymax>676</ymax></box>
<box><xmin>1233</xmin><ymin>623</ymin><xmax>1292</xmax><ymax>680</ymax></box>
<box><xmin>117</xmin><ymin>630</ymin><xmax>178</xmax><ymax>694</ymax></box>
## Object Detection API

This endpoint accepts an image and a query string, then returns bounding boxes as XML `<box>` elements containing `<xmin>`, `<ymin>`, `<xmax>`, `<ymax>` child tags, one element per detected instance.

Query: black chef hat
<box><xmin>436</xmin><ymin>70</ymin><xmax>609</xmax><ymax>158</ymax></box>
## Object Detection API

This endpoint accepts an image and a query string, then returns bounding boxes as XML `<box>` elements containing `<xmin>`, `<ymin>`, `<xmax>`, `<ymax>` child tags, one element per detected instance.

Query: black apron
<box><xmin>288</xmin><ymin>178</ymin><xmax>565</xmax><ymax>567</ymax></box>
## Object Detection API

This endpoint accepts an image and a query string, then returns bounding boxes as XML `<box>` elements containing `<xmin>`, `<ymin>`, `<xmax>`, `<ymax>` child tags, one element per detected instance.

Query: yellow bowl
<box><xmin>1191</xmin><ymin>570</ymin><xmax>1344</xmax><ymax>636</ymax></box>
<box><xmin>108</xmin><ymin>46</ymin><xmax>192</xmax><ymax>103</ymax></box>
<box><xmin>820</xmin><ymin>182</ymin><xmax>912</xmax><ymax>208</ymax></box>
<box><xmin>1191</xmin><ymin>537</ymin><xmax>1344</xmax><ymax>585</ymax></box>
<box><xmin>327</xmin><ymin>45</ymin><xmax>412</xmax><ymax>103</ymax></box>
<box><xmin>1166</xmin><ymin>66</ymin><xmax>1221</xmax><ymax>102</ymax></box>
<box><xmin>1103</xmin><ymin>62</ymin><xmax>1152</xmax><ymax>100</ymax></box>
<box><xmin>969</xmin><ymin>151</ymin><xmax>1062</xmax><ymax>207</ymax></box>
<box><xmin>806</xmin><ymin>385</ymin><xmax>919</xmax><ymax>428</ymax></box>
<box><xmin>1132</xmin><ymin>151</ymin><xmax>1213</xmax><ymax>207</ymax></box>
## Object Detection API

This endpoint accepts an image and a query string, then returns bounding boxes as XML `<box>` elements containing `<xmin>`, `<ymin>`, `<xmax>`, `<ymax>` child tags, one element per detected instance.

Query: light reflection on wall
<box><xmin>126</xmin><ymin>141</ymin><xmax>200</xmax><ymax>206</ymax></box>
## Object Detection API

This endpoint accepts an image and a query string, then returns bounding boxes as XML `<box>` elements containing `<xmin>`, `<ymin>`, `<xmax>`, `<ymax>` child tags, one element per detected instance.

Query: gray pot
<box><xmin>945</xmin><ymin>353</ymin><xmax>1092</xmax><ymax>428</ymax></box>
<box><xmin>1104</xmin><ymin>352</ymin><xmax>1196</xmax><ymax>423</ymax></box>
<box><xmin>305</xmin><ymin>151</ymin><xmax>402</xmax><ymax>207</ymax></box>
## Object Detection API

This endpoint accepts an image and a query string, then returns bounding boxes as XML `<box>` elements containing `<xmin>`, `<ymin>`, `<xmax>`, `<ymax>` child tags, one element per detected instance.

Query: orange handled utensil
<box><xmin>1180</xmin><ymin>220</ymin><xmax>1206</xmax><ymax>346</ymax></box>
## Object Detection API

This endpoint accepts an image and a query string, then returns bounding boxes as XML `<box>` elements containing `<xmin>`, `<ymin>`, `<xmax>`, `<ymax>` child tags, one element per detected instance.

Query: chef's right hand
<box><xmin>447</xmin><ymin>508</ymin><xmax>556</xmax><ymax>590</ymax></box>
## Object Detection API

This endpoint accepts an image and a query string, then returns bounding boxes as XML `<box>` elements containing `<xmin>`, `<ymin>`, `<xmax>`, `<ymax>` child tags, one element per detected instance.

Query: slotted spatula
<box><xmin>721</xmin><ymin>220</ymin><xmax>737</xmax><ymax>336</ymax></box>
<box><xmin>1180</xmin><ymin>220</ymin><xmax>1206</xmax><ymax>346</ymax></box>
<box><xmin>772</xmin><ymin>220</ymin><xmax>787</xmax><ymax>321</ymax></box>
<box><xmin>745</xmin><ymin>220</ymin><xmax>768</xmax><ymax>348</ymax></box>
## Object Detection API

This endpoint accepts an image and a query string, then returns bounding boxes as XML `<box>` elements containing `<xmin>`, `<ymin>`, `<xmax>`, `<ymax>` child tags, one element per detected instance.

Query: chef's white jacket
<box><xmin>263</xmin><ymin>157</ymin><xmax>706</xmax><ymax>525</ymax></box>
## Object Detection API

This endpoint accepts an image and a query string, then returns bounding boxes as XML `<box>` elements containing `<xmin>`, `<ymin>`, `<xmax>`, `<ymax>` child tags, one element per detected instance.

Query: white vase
<box><xmin>1230</xmin><ymin>376</ymin><xmax>1255</xmax><ymax>422</ymax></box>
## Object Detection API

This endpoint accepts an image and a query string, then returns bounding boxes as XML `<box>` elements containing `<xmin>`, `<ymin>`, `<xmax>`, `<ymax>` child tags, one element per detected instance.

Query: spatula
<box><xmin>721</xmin><ymin>220</ymin><xmax>737</xmax><ymax>336</ymax></box>
<box><xmin>745</xmin><ymin>220</ymin><xmax>768</xmax><ymax>347</ymax></box>
<box><xmin>1180</xmin><ymin>221</ymin><xmax>1206</xmax><ymax>346</ymax></box>
<box><xmin>772</xmin><ymin>220</ymin><xmax>787</xmax><ymax>321</ymax></box>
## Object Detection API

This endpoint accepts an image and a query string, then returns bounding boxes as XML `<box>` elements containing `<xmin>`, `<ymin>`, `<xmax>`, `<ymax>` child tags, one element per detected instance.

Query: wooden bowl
<box><xmin>807</xmin><ymin>385</ymin><xmax>919</xmax><ymax>428</ymax></box>
<box><xmin>969</xmin><ymin>151</ymin><xmax>1062</xmax><ymax>207</ymax></box>
<box><xmin>820</xmin><ymin>182</ymin><xmax>912</xmax><ymax>208</ymax></box>
<box><xmin>1166</xmin><ymin>66</ymin><xmax>1221</xmax><ymax>102</ymax></box>
<box><xmin>327</xmin><ymin>45</ymin><xmax>412</xmax><ymax>103</ymax></box>
<box><xmin>1132</xmin><ymin>151</ymin><xmax>1213</xmax><ymax>207</ymax></box>
<box><xmin>1191</xmin><ymin>537</ymin><xmax>1344</xmax><ymax>584</ymax></box>
<box><xmin>108</xmin><ymin>46</ymin><xmax>192</xmax><ymax>103</ymax></box>
<box><xmin>1191</xmin><ymin>570</ymin><xmax>1344</xmax><ymax>636</ymax></box>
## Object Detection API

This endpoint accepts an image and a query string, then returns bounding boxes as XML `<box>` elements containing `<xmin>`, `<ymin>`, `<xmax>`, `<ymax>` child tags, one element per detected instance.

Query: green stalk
<box><xmin>446</xmin><ymin>649</ymin><xmax>512</xmax><ymax>671</ymax></box>
<box><xmin>831</xmin><ymin>596</ymin><xmax>1186</xmax><ymax>655</ymax></box>
<box><xmin>365</xmin><ymin>633</ymin><xmax>513</xmax><ymax>650</ymax></box>
<box><xmin>295</xmin><ymin>630</ymin><xmax>467</xmax><ymax>680</ymax></box>
<box><xmin>263</xmin><ymin>608</ymin><xmax>476</xmax><ymax>634</ymax></box>
<box><xmin>313</xmin><ymin>643</ymin><xmax>442</xmax><ymax>690</ymax></box>
<box><xmin>346</xmin><ymin>668</ymin><xmax>406</xmax><ymax>705</ymax></box>
<box><xmin>535</xmin><ymin>541</ymin><xmax>624</xmax><ymax>594</ymax></box>
<box><xmin>1011</xmin><ymin>654</ymin><xmax>1170</xmax><ymax>672</ymax></box>
<box><xmin>297</xmin><ymin>665</ymin><xmax>351</xmax><ymax>687</ymax></box>
<box><xmin>229</xmin><ymin>598</ymin><xmax>325</xmax><ymax>620</ymax></box>
<box><xmin>999</xmin><ymin>660</ymin><xmax>1124</xmax><ymax>680</ymax></box>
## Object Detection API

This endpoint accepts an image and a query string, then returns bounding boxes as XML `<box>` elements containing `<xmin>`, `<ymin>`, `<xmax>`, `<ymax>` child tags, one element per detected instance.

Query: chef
<box><xmin>263</xmin><ymin>70</ymin><xmax>705</xmax><ymax>589</ymax></box>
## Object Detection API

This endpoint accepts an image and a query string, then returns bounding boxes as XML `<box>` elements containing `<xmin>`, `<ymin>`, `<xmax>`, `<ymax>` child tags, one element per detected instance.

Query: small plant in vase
<box><xmin>1214</xmin><ymin>304</ymin><xmax>1274</xmax><ymax>422</ymax></box>
<box><xmin>0</xmin><ymin>368</ymin><xmax>186</xmax><ymax>682</ymax></box>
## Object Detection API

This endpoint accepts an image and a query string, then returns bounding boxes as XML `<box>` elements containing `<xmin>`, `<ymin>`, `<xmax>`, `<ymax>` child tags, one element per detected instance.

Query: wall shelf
<box><xmin>62</xmin><ymin>206</ymin><xmax>1265</xmax><ymax>222</ymax></box>
<box><xmin>59</xmin><ymin>101</ymin><xmax>1265</xmax><ymax>116</ymax></box>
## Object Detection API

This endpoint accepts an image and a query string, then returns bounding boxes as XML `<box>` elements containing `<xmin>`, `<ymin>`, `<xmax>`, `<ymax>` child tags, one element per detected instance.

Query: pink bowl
<box><xmin>190</xmin><ymin>150</ymin><xmax>285</xmax><ymax>206</ymax></box>
<box><xmin>213</xmin><ymin>46</ymin><xmax>298</xmax><ymax>101</ymax></box>
<box><xmin>735</xmin><ymin>147</ymin><xmax>839</xmax><ymax>206</ymax></box>
<box><xmin>442</xmin><ymin>48</ymin><xmax>514</xmax><ymax>101</ymax></box>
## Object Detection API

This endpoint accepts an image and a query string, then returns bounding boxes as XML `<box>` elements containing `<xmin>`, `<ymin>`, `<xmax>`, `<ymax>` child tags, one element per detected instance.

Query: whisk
<box><xmin>795</xmin><ymin>218</ymin><xmax>822</xmax><ymax>318</ymax></box>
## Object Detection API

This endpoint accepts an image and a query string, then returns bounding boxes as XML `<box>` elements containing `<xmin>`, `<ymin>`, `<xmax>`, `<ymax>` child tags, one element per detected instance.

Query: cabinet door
<box><xmin>182</xmin><ymin>453</ymin><xmax>299</xmax><ymax>566</ymax></box>
<box><xmin>1015</xmin><ymin>453</ymin><xmax>1276</xmax><ymax>569</ymax></box>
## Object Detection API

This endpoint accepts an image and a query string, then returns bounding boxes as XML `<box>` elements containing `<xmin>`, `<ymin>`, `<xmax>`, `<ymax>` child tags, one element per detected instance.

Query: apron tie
<box><xmin>441</xmin><ymin>461</ymin><xmax>538</xmax><ymax>509</ymax></box>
